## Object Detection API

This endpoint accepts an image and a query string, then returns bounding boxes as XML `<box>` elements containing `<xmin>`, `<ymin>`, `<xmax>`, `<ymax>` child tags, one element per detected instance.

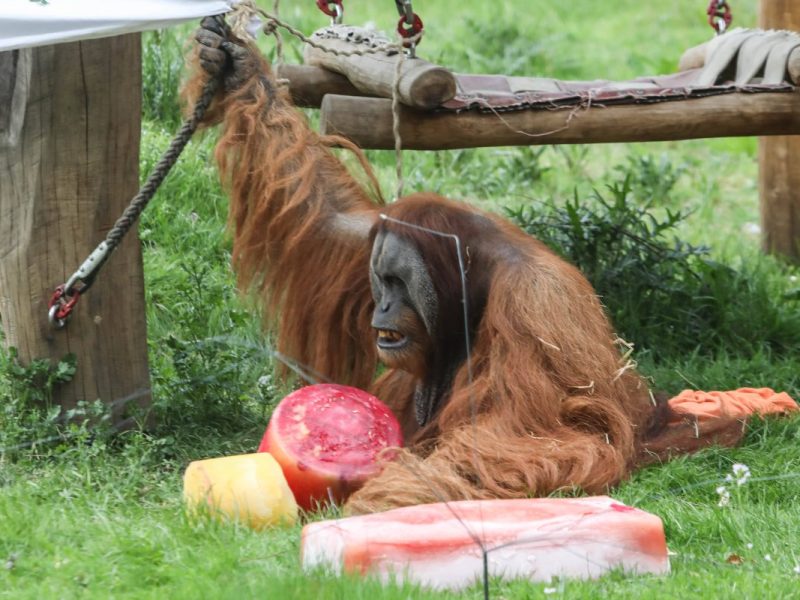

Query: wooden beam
<box><xmin>275</xmin><ymin>64</ymin><xmax>363</xmax><ymax>108</ymax></box>
<box><xmin>319</xmin><ymin>92</ymin><xmax>800</xmax><ymax>150</ymax></box>
<box><xmin>304</xmin><ymin>31</ymin><xmax>456</xmax><ymax>110</ymax></box>
<box><xmin>759</xmin><ymin>1</ymin><xmax>800</xmax><ymax>261</ymax></box>
<box><xmin>0</xmin><ymin>35</ymin><xmax>151</xmax><ymax>425</ymax></box>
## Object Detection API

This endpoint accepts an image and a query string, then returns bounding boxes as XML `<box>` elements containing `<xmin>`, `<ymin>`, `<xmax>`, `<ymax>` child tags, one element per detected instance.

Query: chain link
<box><xmin>707</xmin><ymin>0</ymin><xmax>732</xmax><ymax>35</ymax></box>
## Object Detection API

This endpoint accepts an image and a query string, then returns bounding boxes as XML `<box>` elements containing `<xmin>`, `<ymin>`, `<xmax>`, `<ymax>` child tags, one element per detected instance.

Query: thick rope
<box><xmin>79</xmin><ymin>9</ymin><xmax>280</xmax><ymax>276</ymax></box>
<box><xmin>48</xmin><ymin>73</ymin><xmax>220</xmax><ymax>328</ymax></box>
<box><xmin>105</xmin><ymin>76</ymin><xmax>220</xmax><ymax>249</ymax></box>
<box><xmin>52</xmin><ymin>6</ymin><xmax>416</xmax><ymax>327</ymax></box>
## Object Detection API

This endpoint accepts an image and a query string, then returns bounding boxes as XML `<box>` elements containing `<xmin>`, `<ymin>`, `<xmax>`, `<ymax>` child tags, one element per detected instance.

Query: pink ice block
<box><xmin>301</xmin><ymin>496</ymin><xmax>669</xmax><ymax>590</ymax></box>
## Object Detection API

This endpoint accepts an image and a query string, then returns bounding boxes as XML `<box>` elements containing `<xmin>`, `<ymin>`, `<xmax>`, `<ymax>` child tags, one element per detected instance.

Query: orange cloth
<box><xmin>668</xmin><ymin>387</ymin><xmax>799</xmax><ymax>422</ymax></box>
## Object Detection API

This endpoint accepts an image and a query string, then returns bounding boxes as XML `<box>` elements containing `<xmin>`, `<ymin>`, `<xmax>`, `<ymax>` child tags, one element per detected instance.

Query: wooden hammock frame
<box><xmin>277</xmin><ymin>65</ymin><xmax>800</xmax><ymax>150</ymax></box>
<box><xmin>277</xmin><ymin>38</ymin><xmax>800</xmax><ymax>150</ymax></box>
<box><xmin>274</xmin><ymin>6</ymin><xmax>800</xmax><ymax>261</ymax></box>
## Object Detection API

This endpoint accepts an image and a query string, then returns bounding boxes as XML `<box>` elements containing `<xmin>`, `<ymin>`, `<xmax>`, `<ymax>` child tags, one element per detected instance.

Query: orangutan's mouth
<box><xmin>375</xmin><ymin>329</ymin><xmax>408</xmax><ymax>350</ymax></box>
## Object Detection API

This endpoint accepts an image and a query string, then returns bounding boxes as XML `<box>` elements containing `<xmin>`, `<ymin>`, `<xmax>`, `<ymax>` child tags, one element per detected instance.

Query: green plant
<box><xmin>135</xmin><ymin>128</ymin><xmax>276</xmax><ymax>438</ymax></box>
<box><xmin>2</xmin><ymin>1</ymin><xmax>799</xmax><ymax>598</ymax></box>
<box><xmin>145</xmin><ymin>253</ymin><xmax>273</xmax><ymax>435</ymax></box>
<box><xmin>456</xmin><ymin>17</ymin><xmax>580</xmax><ymax>79</ymax></box>
<box><xmin>506</xmin><ymin>176</ymin><xmax>800</xmax><ymax>360</ymax></box>
<box><xmin>616</xmin><ymin>152</ymin><xmax>686</xmax><ymax>205</ymax></box>
<box><xmin>0</xmin><ymin>349</ymin><xmax>110</xmax><ymax>455</ymax></box>
<box><xmin>142</xmin><ymin>28</ymin><xmax>187</xmax><ymax>128</ymax></box>
<box><xmin>0</xmin><ymin>348</ymin><xmax>76</xmax><ymax>407</ymax></box>
<box><xmin>394</xmin><ymin>146</ymin><xmax>551</xmax><ymax>200</ymax></box>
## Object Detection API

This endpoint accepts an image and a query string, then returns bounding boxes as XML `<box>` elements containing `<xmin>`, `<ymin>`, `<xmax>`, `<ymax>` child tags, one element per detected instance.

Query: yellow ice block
<box><xmin>183</xmin><ymin>452</ymin><xmax>298</xmax><ymax>529</ymax></box>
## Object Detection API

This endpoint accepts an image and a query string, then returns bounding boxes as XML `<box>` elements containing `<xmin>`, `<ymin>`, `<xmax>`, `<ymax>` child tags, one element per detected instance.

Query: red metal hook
<box><xmin>316</xmin><ymin>0</ymin><xmax>343</xmax><ymax>19</ymax></box>
<box><xmin>397</xmin><ymin>12</ymin><xmax>423</xmax><ymax>45</ymax></box>
<box><xmin>707</xmin><ymin>0</ymin><xmax>732</xmax><ymax>34</ymax></box>
<box><xmin>48</xmin><ymin>284</ymin><xmax>82</xmax><ymax>328</ymax></box>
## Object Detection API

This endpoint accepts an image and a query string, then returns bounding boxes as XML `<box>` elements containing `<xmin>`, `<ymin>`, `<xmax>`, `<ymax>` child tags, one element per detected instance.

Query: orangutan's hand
<box><xmin>195</xmin><ymin>16</ymin><xmax>257</xmax><ymax>91</ymax></box>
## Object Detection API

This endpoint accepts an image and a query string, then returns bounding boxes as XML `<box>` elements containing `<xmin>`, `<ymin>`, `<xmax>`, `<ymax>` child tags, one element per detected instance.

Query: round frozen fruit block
<box><xmin>183</xmin><ymin>452</ymin><xmax>298</xmax><ymax>529</ymax></box>
<box><xmin>258</xmin><ymin>384</ymin><xmax>403</xmax><ymax>511</ymax></box>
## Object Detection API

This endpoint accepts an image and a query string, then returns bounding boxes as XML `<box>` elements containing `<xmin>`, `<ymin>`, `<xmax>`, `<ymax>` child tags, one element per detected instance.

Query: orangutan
<box><xmin>184</xmin><ymin>17</ymin><xmax>742</xmax><ymax>514</ymax></box>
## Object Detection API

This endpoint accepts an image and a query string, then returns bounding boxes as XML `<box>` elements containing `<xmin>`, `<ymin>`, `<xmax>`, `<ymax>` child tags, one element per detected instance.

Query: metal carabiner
<box><xmin>47</xmin><ymin>240</ymin><xmax>113</xmax><ymax>328</ymax></box>
<box><xmin>64</xmin><ymin>240</ymin><xmax>113</xmax><ymax>296</ymax></box>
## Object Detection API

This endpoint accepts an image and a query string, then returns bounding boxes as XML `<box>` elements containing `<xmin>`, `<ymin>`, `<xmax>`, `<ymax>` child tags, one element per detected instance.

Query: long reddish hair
<box><xmin>182</xmin><ymin>39</ymin><xmax>744</xmax><ymax>514</ymax></box>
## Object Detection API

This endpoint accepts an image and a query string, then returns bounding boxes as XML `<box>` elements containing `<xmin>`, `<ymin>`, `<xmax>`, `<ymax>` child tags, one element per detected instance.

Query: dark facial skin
<box><xmin>369</xmin><ymin>230</ymin><xmax>435</xmax><ymax>379</ymax></box>
<box><xmin>369</xmin><ymin>226</ymin><xmax>495</xmax><ymax>427</ymax></box>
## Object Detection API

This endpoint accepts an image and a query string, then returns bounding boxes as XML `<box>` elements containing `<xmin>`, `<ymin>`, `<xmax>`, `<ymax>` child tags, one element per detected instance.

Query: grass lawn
<box><xmin>2</xmin><ymin>0</ymin><xmax>800</xmax><ymax>598</ymax></box>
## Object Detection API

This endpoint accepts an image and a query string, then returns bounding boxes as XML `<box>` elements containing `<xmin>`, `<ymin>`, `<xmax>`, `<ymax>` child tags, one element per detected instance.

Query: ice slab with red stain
<box><xmin>301</xmin><ymin>496</ymin><xmax>669</xmax><ymax>590</ymax></box>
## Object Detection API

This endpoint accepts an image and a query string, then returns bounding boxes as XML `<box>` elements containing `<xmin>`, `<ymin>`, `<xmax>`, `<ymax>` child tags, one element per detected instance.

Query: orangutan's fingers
<box><xmin>198</xmin><ymin>44</ymin><xmax>226</xmax><ymax>62</ymax></box>
<box><xmin>221</xmin><ymin>40</ymin><xmax>249</xmax><ymax>61</ymax></box>
<box><xmin>198</xmin><ymin>45</ymin><xmax>227</xmax><ymax>77</ymax></box>
<box><xmin>219</xmin><ymin>40</ymin><xmax>257</xmax><ymax>89</ymax></box>
<box><xmin>196</xmin><ymin>27</ymin><xmax>224</xmax><ymax>49</ymax></box>
<box><xmin>200</xmin><ymin>16</ymin><xmax>228</xmax><ymax>38</ymax></box>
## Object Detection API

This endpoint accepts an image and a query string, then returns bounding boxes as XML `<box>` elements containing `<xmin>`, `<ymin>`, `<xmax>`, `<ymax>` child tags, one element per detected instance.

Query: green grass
<box><xmin>2</xmin><ymin>0</ymin><xmax>800</xmax><ymax>597</ymax></box>
<box><xmin>2</xmin><ymin>419</ymin><xmax>800</xmax><ymax>599</ymax></box>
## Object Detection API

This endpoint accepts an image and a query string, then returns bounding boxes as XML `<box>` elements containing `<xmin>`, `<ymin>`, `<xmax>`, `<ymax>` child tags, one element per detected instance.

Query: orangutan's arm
<box><xmin>185</xmin><ymin>17</ymin><xmax>382</xmax><ymax>386</ymax></box>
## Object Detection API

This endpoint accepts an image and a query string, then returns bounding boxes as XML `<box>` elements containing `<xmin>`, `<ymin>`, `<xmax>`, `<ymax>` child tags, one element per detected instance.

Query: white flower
<box><xmin>543</xmin><ymin>587</ymin><xmax>558</xmax><ymax>595</ymax></box>
<box><xmin>793</xmin><ymin>564</ymin><xmax>800</xmax><ymax>575</ymax></box>
<box><xmin>716</xmin><ymin>485</ymin><xmax>731</xmax><ymax>507</ymax></box>
<box><xmin>746</xmin><ymin>543</ymin><xmax>754</xmax><ymax>549</ymax></box>
<box><xmin>727</xmin><ymin>463</ymin><xmax>751</xmax><ymax>486</ymax></box>
<box><xmin>257</xmin><ymin>375</ymin><xmax>272</xmax><ymax>387</ymax></box>
<box><xmin>764</xmin><ymin>554</ymin><xmax>772</xmax><ymax>562</ymax></box>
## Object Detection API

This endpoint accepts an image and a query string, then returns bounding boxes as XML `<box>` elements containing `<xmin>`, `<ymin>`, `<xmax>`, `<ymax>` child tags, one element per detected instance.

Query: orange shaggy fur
<box><xmin>182</xmin><ymin>41</ymin><xmax>743</xmax><ymax>514</ymax></box>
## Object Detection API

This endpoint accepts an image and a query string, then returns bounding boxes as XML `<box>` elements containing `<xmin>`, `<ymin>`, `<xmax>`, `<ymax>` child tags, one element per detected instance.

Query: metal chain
<box><xmin>249</xmin><ymin>6</ymin><xmax>422</xmax><ymax>59</ymax></box>
<box><xmin>47</xmin><ymin>75</ymin><xmax>220</xmax><ymax>328</ymax></box>
<box><xmin>395</xmin><ymin>0</ymin><xmax>413</xmax><ymax>23</ymax></box>
<box><xmin>707</xmin><ymin>0</ymin><xmax>732</xmax><ymax>35</ymax></box>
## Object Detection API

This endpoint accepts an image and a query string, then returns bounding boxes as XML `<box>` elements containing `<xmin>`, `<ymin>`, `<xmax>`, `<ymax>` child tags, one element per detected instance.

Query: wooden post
<box><xmin>0</xmin><ymin>35</ymin><xmax>151</xmax><ymax>426</ymax></box>
<box><xmin>759</xmin><ymin>0</ymin><xmax>800</xmax><ymax>260</ymax></box>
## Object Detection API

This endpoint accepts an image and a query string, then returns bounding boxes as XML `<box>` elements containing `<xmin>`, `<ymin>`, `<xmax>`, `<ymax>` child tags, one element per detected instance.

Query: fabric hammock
<box><xmin>441</xmin><ymin>28</ymin><xmax>800</xmax><ymax>113</ymax></box>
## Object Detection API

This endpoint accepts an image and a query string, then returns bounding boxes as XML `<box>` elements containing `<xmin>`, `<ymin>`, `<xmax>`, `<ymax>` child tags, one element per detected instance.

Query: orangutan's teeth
<box><xmin>377</xmin><ymin>329</ymin><xmax>402</xmax><ymax>342</ymax></box>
